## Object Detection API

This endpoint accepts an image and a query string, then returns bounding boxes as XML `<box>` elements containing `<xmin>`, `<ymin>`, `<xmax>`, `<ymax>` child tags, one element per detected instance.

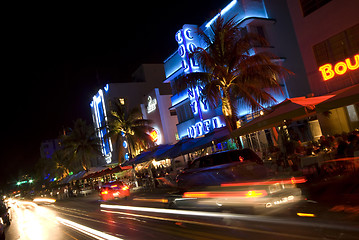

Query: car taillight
<box><xmin>122</xmin><ymin>186</ymin><xmax>129</xmax><ymax>191</ymax></box>
<box><xmin>101</xmin><ymin>191</ymin><xmax>108</xmax><ymax>195</ymax></box>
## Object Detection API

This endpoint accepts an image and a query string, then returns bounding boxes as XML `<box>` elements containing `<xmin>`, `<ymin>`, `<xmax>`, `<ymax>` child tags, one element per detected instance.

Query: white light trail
<box><xmin>56</xmin><ymin>217</ymin><xmax>124</xmax><ymax>240</ymax></box>
<box><xmin>100</xmin><ymin>204</ymin><xmax>359</xmax><ymax>232</ymax></box>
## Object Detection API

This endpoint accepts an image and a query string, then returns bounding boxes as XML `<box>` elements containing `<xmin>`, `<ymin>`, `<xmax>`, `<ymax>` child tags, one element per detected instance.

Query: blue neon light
<box><xmin>104</xmin><ymin>84</ymin><xmax>109</xmax><ymax>92</ymax></box>
<box><xmin>91</xmin><ymin>89</ymin><xmax>112</xmax><ymax>164</ymax></box>
<box><xmin>205</xmin><ymin>0</ymin><xmax>237</xmax><ymax>28</ymax></box>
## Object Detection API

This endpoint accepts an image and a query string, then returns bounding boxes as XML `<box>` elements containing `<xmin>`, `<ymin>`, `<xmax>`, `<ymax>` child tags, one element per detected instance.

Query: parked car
<box><xmin>171</xmin><ymin>149</ymin><xmax>303</xmax><ymax>212</ymax></box>
<box><xmin>99</xmin><ymin>181</ymin><xmax>130</xmax><ymax>201</ymax></box>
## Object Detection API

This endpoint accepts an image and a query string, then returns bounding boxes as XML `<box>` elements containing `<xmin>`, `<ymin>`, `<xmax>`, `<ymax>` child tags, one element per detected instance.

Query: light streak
<box><xmin>56</xmin><ymin>217</ymin><xmax>123</xmax><ymax>240</ymax></box>
<box><xmin>100</xmin><ymin>204</ymin><xmax>359</xmax><ymax>233</ymax></box>
<box><xmin>33</xmin><ymin>198</ymin><xmax>56</xmax><ymax>203</ymax></box>
<box><xmin>297</xmin><ymin>213</ymin><xmax>315</xmax><ymax>217</ymax></box>
<box><xmin>101</xmin><ymin>210</ymin><xmax>317</xmax><ymax>240</ymax></box>
<box><xmin>220</xmin><ymin>177</ymin><xmax>307</xmax><ymax>187</ymax></box>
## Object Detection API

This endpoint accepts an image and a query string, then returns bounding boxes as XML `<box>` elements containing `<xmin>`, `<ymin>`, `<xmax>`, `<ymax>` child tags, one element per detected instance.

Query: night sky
<box><xmin>1</xmin><ymin>1</ymin><xmax>226</xmax><ymax>186</ymax></box>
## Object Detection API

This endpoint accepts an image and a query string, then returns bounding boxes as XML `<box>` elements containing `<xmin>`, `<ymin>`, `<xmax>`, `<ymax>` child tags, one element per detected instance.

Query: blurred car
<box><xmin>176</xmin><ymin>149</ymin><xmax>265</xmax><ymax>189</ymax></box>
<box><xmin>0</xmin><ymin>219</ymin><xmax>4</xmax><ymax>240</ymax></box>
<box><xmin>99</xmin><ymin>181</ymin><xmax>130</xmax><ymax>201</ymax></box>
<box><xmin>0</xmin><ymin>201</ymin><xmax>10</xmax><ymax>226</ymax></box>
<box><xmin>171</xmin><ymin>149</ymin><xmax>304</xmax><ymax>212</ymax></box>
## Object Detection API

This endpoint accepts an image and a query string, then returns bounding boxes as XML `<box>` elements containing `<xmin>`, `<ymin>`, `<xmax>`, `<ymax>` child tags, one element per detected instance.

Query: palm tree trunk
<box><xmin>222</xmin><ymin>89</ymin><xmax>243</xmax><ymax>150</ymax></box>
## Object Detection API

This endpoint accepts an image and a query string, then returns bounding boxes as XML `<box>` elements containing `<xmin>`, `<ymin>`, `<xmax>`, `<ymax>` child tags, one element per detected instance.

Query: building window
<box><xmin>176</xmin><ymin>102</ymin><xmax>193</xmax><ymax>123</ymax></box>
<box><xmin>313</xmin><ymin>24</ymin><xmax>359</xmax><ymax>67</ymax></box>
<box><xmin>300</xmin><ymin>0</ymin><xmax>332</xmax><ymax>17</ymax></box>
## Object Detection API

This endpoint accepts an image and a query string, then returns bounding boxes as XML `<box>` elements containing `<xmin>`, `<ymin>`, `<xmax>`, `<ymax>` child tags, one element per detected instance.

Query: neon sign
<box><xmin>175</xmin><ymin>24</ymin><xmax>201</xmax><ymax>74</ymax></box>
<box><xmin>187</xmin><ymin>117</ymin><xmax>225</xmax><ymax>138</ymax></box>
<box><xmin>150</xmin><ymin>129</ymin><xmax>159</xmax><ymax>142</ymax></box>
<box><xmin>319</xmin><ymin>54</ymin><xmax>359</xmax><ymax>81</ymax></box>
<box><xmin>147</xmin><ymin>96</ymin><xmax>157</xmax><ymax>114</ymax></box>
<box><xmin>188</xmin><ymin>85</ymin><xmax>208</xmax><ymax>117</ymax></box>
<box><xmin>90</xmin><ymin>88</ymin><xmax>113</xmax><ymax>164</ymax></box>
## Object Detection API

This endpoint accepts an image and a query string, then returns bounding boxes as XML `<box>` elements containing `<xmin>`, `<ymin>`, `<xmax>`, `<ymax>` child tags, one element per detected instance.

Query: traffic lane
<box><xmin>52</xmin><ymin>204</ymin><xmax>315</xmax><ymax>239</ymax></box>
<box><xmin>53</xmin><ymin>196</ymin><xmax>359</xmax><ymax>240</ymax></box>
<box><xmin>51</xmin><ymin>198</ymin><xmax>359</xmax><ymax>240</ymax></box>
<box><xmin>4</xmin><ymin>200</ymin><xmax>93</xmax><ymax>240</ymax></box>
<box><xmin>99</xmin><ymin>203</ymin><xmax>359</xmax><ymax>240</ymax></box>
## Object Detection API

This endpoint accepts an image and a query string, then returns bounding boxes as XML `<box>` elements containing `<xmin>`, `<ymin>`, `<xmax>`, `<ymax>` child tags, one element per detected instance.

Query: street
<box><xmin>3</xmin><ymin>194</ymin><xmax>358</xmax><ymax>240</ymax></box>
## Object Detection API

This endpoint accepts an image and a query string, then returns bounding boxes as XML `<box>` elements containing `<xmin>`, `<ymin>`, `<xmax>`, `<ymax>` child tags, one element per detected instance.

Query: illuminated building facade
<box><xmin>287</xmin><ymin>0</ymin><xmax>359</xmax><ymax>135</ymax></box>
<box><xmin>140</xmin><ymin>88</ymin><xmax>178</xmax><ymax>145</ymax></box>
<box><xmin>90</xmin><ymin>64</ymin><xmax>171</xmax><ymax>164</ymax></box>
<box><xmin>164</xmin><ymin>0</ymin><xmax>309</xmax><ymax>140</ymax></box>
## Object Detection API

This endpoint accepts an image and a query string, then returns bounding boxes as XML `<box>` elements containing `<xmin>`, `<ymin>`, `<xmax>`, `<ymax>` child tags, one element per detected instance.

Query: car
<box><xmin>0</xmin><ymin>201</ymin><xmax>10</xmax><ymax>226</ymax></box>
<box><xmin>176</xmin><ymin>149</ymin><xmax>265</xmax><ymax>189</ymax></box>
<box><xmin>99</xmin><ymin>181</ymin><xmax>130</xmax><ymax>201</ymax></box>
<box><xmin>171</xmin><ymin>149</ymin><xmax>304</xmax><ymax>212</ymax></box>
<box><xmin>0</xmin><ymin>219</ymin><xmax>4</xmax><ymax>240</ymax></box>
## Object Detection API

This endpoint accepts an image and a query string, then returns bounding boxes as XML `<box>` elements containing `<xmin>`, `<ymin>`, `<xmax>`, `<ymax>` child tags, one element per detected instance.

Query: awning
<box><xmin>181</xmin><ymin>127</ymin><xmax>230</xmax><ymax>155</ymax></box>
<box><xmin>231</xmin><ymin>95</ymin><xmax>334</xmax><ymax>137</ymax></box>
<box><xmin>151</xmin><ymin>138</ymin><xmax>193</xmax><ymax>160</ymax></box>
<box><xmin>60</xmin><ymin>170</ymin><xmax>86</xmax><ymax>184</ymax></box>
<box><xmin>82</xmin><ymin>165</ymin><xmax>132</xmax><ymax>179</ymax></box>
<box><xmin>121</xmin><ymin>145</ymin><xmax>171</xmax><ymax>166</ymax></box>
<box><xmin>154</xmin><ymin>127</ymin><xmax>230</xmax><ymax>160</ymax></box>
<box><xmin>316</xmin><ymin>84</ymin><xmax>359</xmax><ymax>113</ymax></box>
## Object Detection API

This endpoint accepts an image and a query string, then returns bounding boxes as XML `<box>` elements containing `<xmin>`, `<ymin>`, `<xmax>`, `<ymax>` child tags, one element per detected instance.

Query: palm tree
<box><xmin>51</xmin><ymin>149</ymin><xmax>71</xmax><ymax>179</ymax></box>
<box><xmin>179</xmin><ymin>15</ymin><xmax>291</xmax><ymax>132</ymax></box>
<box><xmin>109</xmin><ymin>99</ymin><xmax>154</xmax><ymax>162</ymax></box>
<box><xmin>62</xmin><ymin>119</ymin><xmax>101</xmax><ymax>171</ymax></box>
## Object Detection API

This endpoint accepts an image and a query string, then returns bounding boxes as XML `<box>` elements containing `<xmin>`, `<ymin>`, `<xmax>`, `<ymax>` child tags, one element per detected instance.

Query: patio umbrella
<box><xmin>231</xmin><ymin>95</ymin><xmax>334</xmax><ymax>137</ymax></box>
<box><xmin>316</xmin><ymin>84</ymin><xmax>359</xmax><ymax>113</ymax></box>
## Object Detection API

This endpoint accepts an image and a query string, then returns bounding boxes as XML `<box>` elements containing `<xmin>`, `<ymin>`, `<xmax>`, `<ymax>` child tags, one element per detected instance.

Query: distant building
<box><xmin>40</xmin><ymin>139</ymin><xmax>62</xmax><ymax>159</ymax></box>
<box><xmin>90</xmin><ymin>64</ymin><xmax>171</xmax><ymax>165</ymax></box>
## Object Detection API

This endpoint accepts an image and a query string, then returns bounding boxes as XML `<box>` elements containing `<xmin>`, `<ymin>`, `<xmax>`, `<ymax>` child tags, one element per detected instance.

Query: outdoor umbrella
<box><xmin>231</xmin><ymin>95</ymin><xmax>334</xmax><ymax>138</ymax></box>
<box><xmin>316</xmin><ymin>84</ymin><xmax>359</xmax><ymax>113</ymax></box>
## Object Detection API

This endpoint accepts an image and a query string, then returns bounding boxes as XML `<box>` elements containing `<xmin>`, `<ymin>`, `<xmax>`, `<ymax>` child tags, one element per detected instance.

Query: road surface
<box><xmin>3</xmin><ymin>195</ymin><xmax>358</xmax><ymax>240</ymax></box>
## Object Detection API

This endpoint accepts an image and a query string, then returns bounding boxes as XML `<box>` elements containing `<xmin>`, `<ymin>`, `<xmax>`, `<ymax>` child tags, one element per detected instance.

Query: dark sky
<box><xmin>1</xmin><ymin>1</ymin><xmax>227</xmax><ymax>186</ymax></box>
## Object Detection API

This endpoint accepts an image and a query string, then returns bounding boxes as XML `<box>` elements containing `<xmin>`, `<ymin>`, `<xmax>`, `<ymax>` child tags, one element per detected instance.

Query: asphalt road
<box><xmin>3</xmin><ymin>195</ymin><xmax>359</xmax><ymax>240</ymax></box>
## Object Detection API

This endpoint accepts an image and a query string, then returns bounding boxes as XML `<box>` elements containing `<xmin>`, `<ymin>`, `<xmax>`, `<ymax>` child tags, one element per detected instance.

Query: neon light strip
<box><xmin>205</xmin><ymin>0</ymin><xmax>237</xmax><ymax>28</ymax></box>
